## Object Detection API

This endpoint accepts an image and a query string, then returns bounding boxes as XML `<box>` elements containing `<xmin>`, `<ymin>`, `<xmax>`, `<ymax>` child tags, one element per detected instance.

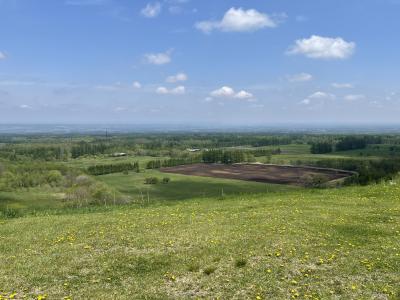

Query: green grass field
<box><xmin>98</xmin><ymin>170</ymin><xmax>298</xmax><ymax>202</ymax></box>
<box><xmin>1</xmin><ymin>179</ymin><xmax>399</xmax><ymax>299</ymax></box>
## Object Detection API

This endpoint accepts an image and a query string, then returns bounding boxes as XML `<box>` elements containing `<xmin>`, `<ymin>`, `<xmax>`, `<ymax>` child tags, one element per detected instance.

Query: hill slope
<box><xmin>1</xmin><ymin>182</ymin><xmax>399</xmax><ymax>299</ymax></box>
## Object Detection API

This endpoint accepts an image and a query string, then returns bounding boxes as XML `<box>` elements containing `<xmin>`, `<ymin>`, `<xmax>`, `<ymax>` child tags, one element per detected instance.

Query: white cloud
<box><xmin>235</xmin><ymin>90</ymin><xmax>253</xmax><ymax>99</ymax></box>
<box><xmin>171</xmin><ymin>86</ymin><xmax>185</xmax><ymax>94</ymax></box>
<box><xmin>156</xmin><ymin>85</ymin><xmax>185</xmax><ymax>95</ymax></box>
<box><xmin>210</xmin><ymin>86</ymin><xmax>254</xmax><ymax>100</ymax></box>
<box><xmin>156</xmin><ymin>86</ymin><xmax>169</xmax><ymax>94</ymax></box>
<box><xmin>287</xmin><ymin>72</ymin><xmax>313</xmax><ymax>82</ymax></box>
<box><xmin>332</xmin><ymin>82</ymin><xmax>353</xmax><ymax>89</ymax></box>
<box><xmin>288</xmin><ymin>35</ymin><xmax>356</xmax><ymax>59</ymax></box>
<box><xmin>301</xmin><ymin>91</ymin><xmax>336</xmax><ymax>106</ymax></box>
<box><xmin>196</xmin><ymin>7</ymin><xmax>278</xmax><ymax>33</ymax></box>
<box><xmin>144</xmin><ymin>51</ymin><xmax>171</xmax><ymax>65</ymax></box>
<box><xmin>0</xmin><ymin>51</ymin><xmax>6</xmax><ymax>60</ymax></box>
<box><xmin>211</xmin><ymin>86</ymin><xmax>236</xmax><ymax>97</ymax></box>
<box><xmin>344</xmin><ymin>94</ymin><xmax>365</xmax><ymax>101</ymax></box>
<box><xmin>141</xmin><ymin>2</ymin><xmax>162</xmax><ymax>18</ymax></box>
<box><xmin>133</xmin><ymin>81</ymin><xmax>142</xmax><ymax>89</ymax></box>
<box><xmin>300</xmin><ymin>99</ymin><xmax>311</xmax><ymax>105</ymax></box>
<box><xmin>166</xmin><ymin>72</ymin><xmax>188</xmax><ymax>83</ymax></box>
<box><xmin>19</xmin><ymin>104</ymin><xmax>32</xmax><ymax>109</ymax></box>
<box><xmin>309</xmin><ymin>91</ymin><xmax>335</xmax><ymax>100</ymax></box>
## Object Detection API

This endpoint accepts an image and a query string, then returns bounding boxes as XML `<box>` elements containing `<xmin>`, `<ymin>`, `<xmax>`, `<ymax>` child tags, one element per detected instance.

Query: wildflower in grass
<box><xmin>164</xmin><ymin>272</ymin><xmax>176</xmax><ymax>281</ymax></box>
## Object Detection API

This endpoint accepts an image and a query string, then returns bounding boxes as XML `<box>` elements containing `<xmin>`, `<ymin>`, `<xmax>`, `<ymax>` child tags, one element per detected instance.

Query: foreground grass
<box><xmin>1</xmin><ymin>182</ymin><xmax>399</xmax><ymax>299</ymax></box>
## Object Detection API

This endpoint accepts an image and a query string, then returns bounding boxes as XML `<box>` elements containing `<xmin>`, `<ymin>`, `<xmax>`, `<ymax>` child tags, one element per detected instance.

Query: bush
<box><xmin>0</xmin><ymin>207</ymin><xmax>22</xmax><ymax>219</ymax></box>
<box><xmin>144</xmin><ymin>177</ymin><xmax>159</xmax><ymax>184</ymax></box>
<box><xmin>303</xmin><ymin>174</ymin><xmax>329</xmax><ymax>188</ymax></box>
<box><xmin>162</xmin><ymin>177</ymin><xmax>170</xmax><ymax>184</ymax></box>
<box><xmin>75</xmin><ymin>175</ymin><xmax>93</xmax><ymax>186</ymax></box>
<box><xmin>91</xmin><ymin>183</ymin><xmax>115</xmax><ymax>205</ymax></box>
<box><xmin>46</xmin><ymin>170</ymin><xmax>63</xmax><ymax>187</ymax></box>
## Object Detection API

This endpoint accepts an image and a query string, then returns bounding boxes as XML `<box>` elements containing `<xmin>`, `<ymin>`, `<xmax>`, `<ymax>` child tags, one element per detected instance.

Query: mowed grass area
<box><xmin>0</xmin><ymin>189</ymin><xmax>64</xmax><ymax>214</ymax></box>
<box><xmin>98</xmin><ymin>170</ymin><xmax>297</xmax><ymax>202</ymax></box>
<box><xmin>0</xmin><ymin>169</ymin><xmax>295</xmax><ymax>214</ymax></box>
<box><xmin>1</xmin><ymin>181</ymin><xmax>399</xmax><ymax>299</ymax></box>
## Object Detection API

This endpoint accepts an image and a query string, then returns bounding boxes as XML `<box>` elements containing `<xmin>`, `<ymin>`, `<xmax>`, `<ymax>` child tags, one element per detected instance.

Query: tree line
<box><xmin>87</xmin><ymin>162</ymin><xmax>140</xmax><ymax>175</ymax></box>
<box><xmin>310</xmin><ymin>136</ymin><xmax>380</xmax><ymax>154</ymax></box>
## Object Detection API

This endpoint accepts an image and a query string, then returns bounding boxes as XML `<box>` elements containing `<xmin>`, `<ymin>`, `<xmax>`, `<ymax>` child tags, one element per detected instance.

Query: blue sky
<box><xmin>0</xmin><ymin>0</ymin><xmax>400</xmax><ymax>124</ymax></box>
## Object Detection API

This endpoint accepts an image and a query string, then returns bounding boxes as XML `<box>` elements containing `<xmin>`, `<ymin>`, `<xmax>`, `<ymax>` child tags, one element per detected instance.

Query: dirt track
<box><xmin>160</xmin><ymin>163</ymin><xmax>354</xmax><ymax>186</ymax></box>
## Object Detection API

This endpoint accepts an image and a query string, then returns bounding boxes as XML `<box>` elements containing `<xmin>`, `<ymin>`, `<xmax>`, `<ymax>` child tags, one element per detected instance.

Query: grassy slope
<box><xmin>98</xmin><ymin>170</ymin><xmax>297</xmax><ymax>202</ymax></box>
<box><xmin>1</xmin><ymin>182</ymin><xmax>399</xmax><ymax>299</ymax></box>
<box><xmin>0</xmin><ymin>169</ymin><xmax>295</xmax><ymax>214</ymax></box>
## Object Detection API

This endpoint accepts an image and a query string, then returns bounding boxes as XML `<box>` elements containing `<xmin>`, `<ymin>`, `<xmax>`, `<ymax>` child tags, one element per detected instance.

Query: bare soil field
<box><xmin>160</xmin><ymin>163</ymin><xmax>355</xmax><ymax>186</ymax></box>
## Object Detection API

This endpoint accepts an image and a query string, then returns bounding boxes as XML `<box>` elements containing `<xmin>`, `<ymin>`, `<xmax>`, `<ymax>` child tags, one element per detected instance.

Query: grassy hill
<box><xmin>1</xmin><ymin>180</ymin><xmax>399</xmax><ymax>299</ymax></box>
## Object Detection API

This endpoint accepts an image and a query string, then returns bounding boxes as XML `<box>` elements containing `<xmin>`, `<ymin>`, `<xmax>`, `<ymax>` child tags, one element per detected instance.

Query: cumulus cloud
<box><xmin>344</xmin><ymin>94</ymin><xmax>365</xmax><ymax>101</ymax></box>
<box><xmin>166</xmin><ymin>72</ymin><xmax>188</xmax><ymax>83</ymax></box>
<box><xmin>0</xmin><ymin>51</ymin><xmax>6</xmax><ymax>60</ymax></box>
<box><xmin>210</xmin><ymin>86</ymin><xmax>254</xmax><ymax>101</ymax></box>
<box><xmin>309</xmin><ymin>91</ymin><xmax>335</xmax><ymax>100</ymax></box>
<box><xmin>141</xmin><ymin>2</ymin><xmax>162</xmax><ymax>18</ymax></box>
<box><xmin>287</xmin><ymin>73</ymin><xmax>313</xmax><ymax>82</ymax></box>
<box><xmin>156</xmin><ymin>86</ymin><xmax>169</xmax><ymax>94</ymax></box>
<box><xmin>133</xmin><ymin>81</ymin><xmax>142</xmax><ymax>89</ymax></box>
<box><xmin>156</xmin><ymin>86</ymin><xmax>185</xmax><ymax>95</ymax></box>
<box><xmin>332</xmin><ymin>82</ymin><xmax>353</xmax><ymax>89</ymax></box>
<box><xmin>234</xmin><ymin>90</ymin><xmax>254</xmax><ymax>99</ymax></box>
<box><xmin>144</xmin><ymin>50</ymin><xmax>171</xmax><ymax>65</ymax></box>
<box><xmin>195</xmin><ymin>7</ymin><xmax>279</xmax><ymax>33</ymax></box>
<box><xmin>288</xmin><ymin>35</ymin><xmax>356</xmax><ymax>59</ymax></box>
<box><xmin>210</xmin><ymin>86</ymin><xmax>236</xmax><ymax>97</ymax></box>
<box><xmin>301</xmin><ymin>91</ymin><xmax>335</xmax><ymax>105</ymax></box>
<box><xmin>300</xmin><ymin>99</ymin><xmax>311</xmax><ymax>105</ymax></box>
